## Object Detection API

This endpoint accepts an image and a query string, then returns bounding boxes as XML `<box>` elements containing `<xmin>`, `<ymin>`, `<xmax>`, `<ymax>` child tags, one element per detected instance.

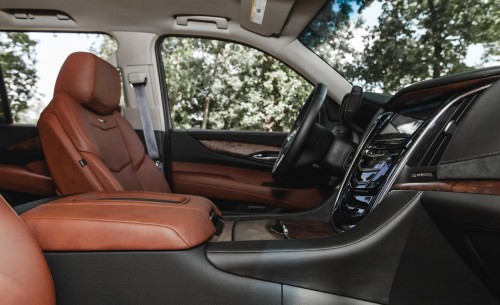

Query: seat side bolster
<box><xmin>38</xmin><ymin>112</ymin><xmax>109</xmax><ymax>193</ymax></box>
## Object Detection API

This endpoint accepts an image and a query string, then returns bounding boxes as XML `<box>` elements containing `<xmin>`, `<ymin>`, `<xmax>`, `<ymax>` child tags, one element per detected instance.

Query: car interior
<box><xmin>1</xmin><ymin>0</ymin><xmax>500</xmax><ymax>304</ymax></box>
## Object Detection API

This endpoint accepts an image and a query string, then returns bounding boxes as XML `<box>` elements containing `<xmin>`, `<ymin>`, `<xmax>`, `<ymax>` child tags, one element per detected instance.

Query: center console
<box><xmin>332</xmin><ymin>111</ymin><xmax>422</xmax><ymax>231</ymax></box>
<box><xmin>19</xmin><ymin>191</ymin><xmax>221</xmax><ymax>251</ymax></box>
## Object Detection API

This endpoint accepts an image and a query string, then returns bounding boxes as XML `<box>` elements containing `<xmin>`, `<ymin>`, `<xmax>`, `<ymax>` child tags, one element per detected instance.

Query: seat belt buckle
<box><xmin>155</xmin><ymin>159</ymin><xmax>164</xmax><ymax>173</ymax></box>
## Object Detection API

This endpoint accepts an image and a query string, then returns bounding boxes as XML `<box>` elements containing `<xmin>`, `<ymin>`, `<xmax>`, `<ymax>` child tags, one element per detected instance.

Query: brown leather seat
<box><xmin>38</xmin><ymin>52</ymin><xmax>171</xmax><ymax>195</ymax></box>
<box><xmin>0</xmin><ymin>196</ymin><xmax>56</xmax><ymax>305</ymax></box>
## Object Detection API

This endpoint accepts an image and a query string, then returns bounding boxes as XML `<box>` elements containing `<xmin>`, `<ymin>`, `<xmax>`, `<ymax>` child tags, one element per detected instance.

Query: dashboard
<box><xmin>207</xmin><ymin>67</ymin><xmax>500</xmax><ymax>305</ymax></box>
<box><xmin>332</xmin><ymin>68</ymin><xmax>500</xmax><ymax>232</ymax></box>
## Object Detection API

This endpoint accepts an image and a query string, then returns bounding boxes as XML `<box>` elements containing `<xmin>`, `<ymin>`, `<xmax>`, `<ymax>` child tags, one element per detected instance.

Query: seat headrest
<box><xmin>54</xmin><ymin>52</ymin><xmax>121</xmax><ymax>115</ymax></box>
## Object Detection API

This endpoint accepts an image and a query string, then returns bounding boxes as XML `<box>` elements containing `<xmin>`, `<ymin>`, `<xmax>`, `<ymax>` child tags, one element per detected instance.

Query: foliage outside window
<box><xmin>0</xmin><ymin>67</ymin><xmax>7</xmax><ymax>123</ymax></box>
<box><xmin>299</xmin><ymin>0</ymin><xmax>500</xmax><ymax>93</ymax></box>
<box><xmin>160</xmin><ymin>37</ymin><xmax>312</xmax><ymax>132</ymax></box>
<box><xmin>0</xmin><ymin>32</ymin><xmax>117</xmax><ymax>124</ymax></box>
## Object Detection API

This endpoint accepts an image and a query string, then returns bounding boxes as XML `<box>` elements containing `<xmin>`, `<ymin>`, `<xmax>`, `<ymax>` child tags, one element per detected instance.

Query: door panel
<box><xmin>170</xmin><ymin>130</ymin><xmax>284</xmax><ymax>171</ymax></box>
<box><xmin>169</xmin><ymin>130</ymin><xmax>325</xmax><ymax>211</ymax></box>
<box><xmin>0</xmin><ymin>124</ymin><xmax>44</xmax><ymax>166</ymax></box>
<box><xmin>0</xmin><ymin>124</ymin><xmax>56</xmax><ymax>205</ymax></box>
<box><xmin>172</xmin><ymin>162</ymin><xmax>323</xmax><ymax>210</ymax></box>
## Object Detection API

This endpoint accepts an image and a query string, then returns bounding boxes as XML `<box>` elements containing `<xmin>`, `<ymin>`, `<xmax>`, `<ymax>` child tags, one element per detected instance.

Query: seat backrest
<box><xmin>38</xmin><ymin>52</ymin><xmax>170</xmax><ymax>195</ymax></box>
<box><xmin>0</xmin><ymin>196</ymin><xmax>56</xmax><ymax>305</ymax></box>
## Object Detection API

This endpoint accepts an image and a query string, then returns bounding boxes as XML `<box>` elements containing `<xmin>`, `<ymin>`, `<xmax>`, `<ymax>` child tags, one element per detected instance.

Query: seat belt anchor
<box><xmin>128</xmin><ymin>73</ymin><xmax>148</xmax><ymax>87</ymax></box>
<box><xmin>155</xmin><ymin>160</ymin><xmax>164</xmax><ymax>173</ymax></box>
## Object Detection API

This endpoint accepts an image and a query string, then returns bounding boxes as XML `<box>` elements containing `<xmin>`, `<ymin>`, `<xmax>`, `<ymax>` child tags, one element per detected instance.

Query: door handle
<box><xmin>250</xmin><ymin>152</ymin><xmax>279</xmax><ymax>162</ymax></box>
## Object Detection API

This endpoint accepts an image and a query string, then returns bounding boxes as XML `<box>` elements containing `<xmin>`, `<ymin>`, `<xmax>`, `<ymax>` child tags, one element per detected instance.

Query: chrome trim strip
<box><xmin>332</xmin><ymin>109</ymin><xmax>391</xmax><ymax>213</ymax></box>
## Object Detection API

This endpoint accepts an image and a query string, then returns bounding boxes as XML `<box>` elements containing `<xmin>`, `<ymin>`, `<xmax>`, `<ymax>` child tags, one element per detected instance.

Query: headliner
<box><xmin>0</xmin><ymin>0</ymin><xmax>325</xmax><ymax>39</ymax></box>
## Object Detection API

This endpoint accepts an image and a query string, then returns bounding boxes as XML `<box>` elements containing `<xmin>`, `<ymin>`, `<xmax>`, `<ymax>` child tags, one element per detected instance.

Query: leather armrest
<box><xmin>0</xmin><ymin>163</ymin><xmax>56</xmax><ymax>196</ymax></box>
<box><xmin>20</xmin><ymin>191</ymin><xmax>220</xmax><ymax>251</ymax></box>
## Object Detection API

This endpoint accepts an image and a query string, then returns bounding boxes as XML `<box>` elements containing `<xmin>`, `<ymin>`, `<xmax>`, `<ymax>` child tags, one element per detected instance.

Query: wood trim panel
<box><xmin>171</xmin><ymin>162</ymin><xmax>324</xmax><ymax>210</ymax></box>
<box><xmin>199</xmin><ymin>140</ymin><xmax>280</xmax><ymax>158</ymax></box>
<box><xmin>281</xmin><ymin>220</ymin><xmax>336</xmax><ymax>240</ymax></box>
<box><xmin>392</xmin><ymin>180</ymin><xmax>500</xmax><ymax>196</ymax></box>
<box><xmin>388</xmin><ymin>75</ymin><xmax>500</xmax><ymax>110</ymax></box>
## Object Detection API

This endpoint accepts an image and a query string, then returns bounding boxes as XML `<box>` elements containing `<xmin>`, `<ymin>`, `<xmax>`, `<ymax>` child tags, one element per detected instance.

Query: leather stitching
<box><xmin>22</xmin><ymin>216</ymin><xmax>191</xmax><ymax>247</ymax></box>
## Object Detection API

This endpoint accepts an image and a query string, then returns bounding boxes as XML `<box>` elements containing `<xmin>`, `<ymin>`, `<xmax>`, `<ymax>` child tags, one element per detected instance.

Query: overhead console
<box><xmin>332</xmin><ymin>68</ymin><xmax>500</xmax><ymax>231</ymax></box>
<box><xmin>19</xmin><ymin>191</ymin><xmax>221</xmax><ymax>251</ymax></box>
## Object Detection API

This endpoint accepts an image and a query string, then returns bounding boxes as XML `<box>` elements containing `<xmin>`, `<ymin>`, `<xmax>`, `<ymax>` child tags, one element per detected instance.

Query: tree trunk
<box><xmin>201</xmin><ymin>96</ymin><xmax>210</xmax><ymax>129</ymax></box>
<box><xmin>428</xmin><ymin>0</ymin><xmax>444</xmax><ymax>79</ymax></box>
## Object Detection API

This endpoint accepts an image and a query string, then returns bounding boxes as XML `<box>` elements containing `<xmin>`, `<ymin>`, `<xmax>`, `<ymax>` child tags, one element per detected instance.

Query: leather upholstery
<box><xmin>172</xmin><ymin>162</ymin><xmax>324</xmax><ymax>210</ymax></box>
<box><xmin>54</xmin><ymin>52</ymin><xmax>121</xmax><ymax>115</ymax></box>
<box><xmin>20</xmin><ymin>191</ymin><xmax>220</xmax><ymax>251</ymax></box>
<box><xmin>39</xmin><ymin>52</ymin><xmax>171</xmax><ymax>194</ymax></box>
<box><xmin>0</xmin><ymin>164</ymin><xmax>55</xmax><ymax>196</ymax></box>
<box><xmin>0</xmin><ymin>196</ymin><xmax>56</xmax><ymax>305</ymax></box>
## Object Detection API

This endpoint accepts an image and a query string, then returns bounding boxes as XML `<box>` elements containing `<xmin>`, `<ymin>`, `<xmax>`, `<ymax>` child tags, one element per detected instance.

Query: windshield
<box><xmin>299</xmin><ymin>0</ymin><xmax>500</xmax><ymax>94</ymax></box>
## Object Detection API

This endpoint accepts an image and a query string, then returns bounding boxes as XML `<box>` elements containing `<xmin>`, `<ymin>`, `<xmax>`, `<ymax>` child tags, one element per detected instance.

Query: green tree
<box><xmin>0</xmin><ymin>32</ymin><xmax>39</xmax><ymax>122</ymax></box>
<box><xmin>161</xmin><ymin>37</ymin><xmax>312</xmax><ymax>132</ymax></box>
<box><xmin>89</xmin><ymin>34</ymin><xmax>118</xmax><ymax>60</ymax></box>
<box><xmin>298</xmin><ymin>0</ymin><xmax>366</xmax><ymax>81</ymax></box>
<box><xmin>360</xmin><ymin>0</ymin><xmax>500</xmax><ymax>92</ymax></box>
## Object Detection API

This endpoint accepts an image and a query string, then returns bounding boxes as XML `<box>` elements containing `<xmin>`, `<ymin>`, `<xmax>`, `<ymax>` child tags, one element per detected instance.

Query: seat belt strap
<box><xmin>128</xmin><ymin>73</ymin><xmax>163</xmax><ymax>172</ymax></box>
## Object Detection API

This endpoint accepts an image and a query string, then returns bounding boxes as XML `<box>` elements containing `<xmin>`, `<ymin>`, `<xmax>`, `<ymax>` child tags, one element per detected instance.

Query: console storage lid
<box><xmin>20</xmin><ymin>191</ymin><xmax>220</xmax><ymax>251</ymax></box>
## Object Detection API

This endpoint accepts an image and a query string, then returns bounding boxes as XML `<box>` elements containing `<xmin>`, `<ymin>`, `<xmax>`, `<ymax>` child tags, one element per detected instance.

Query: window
<box><xmin>0</xmin><ymin>32</ymin><xmax>117</xmax><ymax>124</ymax></box>
<box><xmin>0</xmin><ymin>63</ymin><xmax>9</xmax><ymax>123</ymax></box>
<box><xmin>160</xmin><ymin>37</ymin><xmax>312</xmax><ymax>132</ymax></box>
<box><xmin>299</xmin><ymin>0</ymin><xmax>499</xmax><ymax>93</ymax></box>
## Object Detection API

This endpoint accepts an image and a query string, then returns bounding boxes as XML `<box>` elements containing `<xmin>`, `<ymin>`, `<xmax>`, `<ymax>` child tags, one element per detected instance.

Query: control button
<box><xmin>356</xmin><ymin>170</ymin><xmax>378</xmax><ymax>183</ymax></box>
<box><xmin>354</xmin><ymin>195</ymin><xmax>373</xmax><ymax>205</ymax></box>
<box><xmin>358</xmin><ymin>150</ymin><xmax>390</xmax><ymax>171</ymax></box>
<box><xmin>443</xmin><ymin>120</ymin><xmax>458</xmax><ymax>137</ymax></box>
<box><xmin>372</xmin><ymin>160</ymin><xmax>385</xmax><ymax>170</ymax></box>
<box><xmin>343</xmin><ymin>195</ymin><xmax>372</xmax><ymax>218</ymax></box>
<box><xmin>344</xmin><ymin>203</ymin><xmax>367</xmax><ymax>217</ymax></box>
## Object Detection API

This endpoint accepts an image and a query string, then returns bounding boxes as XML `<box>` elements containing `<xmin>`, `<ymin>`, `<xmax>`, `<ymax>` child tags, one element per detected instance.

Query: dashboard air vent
<box><xmin>412</xmin><ymin>94</ymin><xmax>479</xmax><ymax>167</ymax></box>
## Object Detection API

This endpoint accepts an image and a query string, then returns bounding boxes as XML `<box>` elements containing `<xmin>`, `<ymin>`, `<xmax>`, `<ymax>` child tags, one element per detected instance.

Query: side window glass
<box><xmin>0</xmin><ymin>63</ymin><xmax>10</xmax><ymax>123</ymax></box>
<box><xmin>160</xmin><ymin>37</ymin><xmax>312</xmax><ymax>132</ymax></box>
<box><xmin>0</xmin><ymin>32</ymin><xmax>117</xmax><ymax>124</ymax></box>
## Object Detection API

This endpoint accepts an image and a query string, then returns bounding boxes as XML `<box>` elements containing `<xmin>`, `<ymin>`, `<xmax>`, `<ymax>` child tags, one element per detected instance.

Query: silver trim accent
<box><xmin>332</xmin><ymin>110</ymin><xmax>391</xmax><ymax>213</ymax></box>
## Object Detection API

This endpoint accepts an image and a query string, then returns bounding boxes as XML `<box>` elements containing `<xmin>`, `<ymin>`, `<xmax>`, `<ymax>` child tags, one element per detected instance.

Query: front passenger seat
<box><xmin>38</xmin><ymin>52</ymin><xmax>171</xmax><ymax>194</ymax></box>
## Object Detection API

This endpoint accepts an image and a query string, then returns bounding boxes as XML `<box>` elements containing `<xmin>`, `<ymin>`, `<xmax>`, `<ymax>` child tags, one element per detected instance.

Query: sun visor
<box><xmin>240</xmin><ymin>0</ymin><xmax>295</xmax><ymax>36</ymax></box>
<box><xmin>437</xmin><ymin>80</ymin><xmax>500</xmax><ymax>180</ymax></box>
